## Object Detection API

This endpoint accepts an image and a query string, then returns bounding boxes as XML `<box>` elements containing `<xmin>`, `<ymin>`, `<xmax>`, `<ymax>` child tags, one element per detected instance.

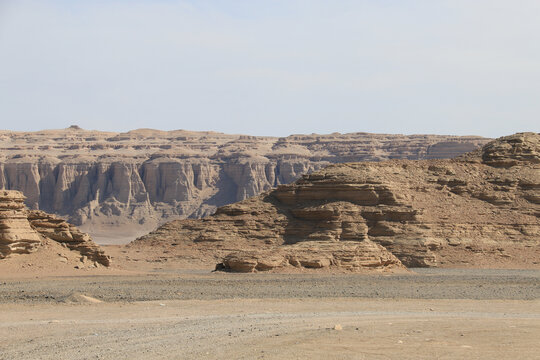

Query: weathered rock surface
<box><xmin>0</xmin><ymin>190</ymin><xmax>41</xmax><ymax>258</ymax></box>
<box><xmin>0</xmin><ymin>127</ymin><xmax>489</xmax><ymax>239</ymax></box>
<box><xmin>221</xmin><ymin>241</ymin><xmax>404</xmax><ymax>273</ymax></box>
<box><xmin>28</xmin><ymin>210</ymin><xmax>111</xmax><ymax>266</ymax></box>
<box><xmin>0</xmin><ymin>190</ymin><xmax>110</xmax><ymax>265</ymax></box>
<box><xmin>130</xmin><ymin>133</ymin><xmax>539</xmax><ymax>272</ymax></box>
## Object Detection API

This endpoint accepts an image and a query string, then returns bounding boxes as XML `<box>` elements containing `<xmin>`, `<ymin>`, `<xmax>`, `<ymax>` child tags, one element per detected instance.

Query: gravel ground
<box><xmin>1</xmin><ymin>298</ymin><xmax>539</xmax><ymax>360</ymax></box>
<box><xmin>1</xmin><ymin>269</ymin><xmax>539</xmax><ymax>359</ymax></box>
<box><xmin>1</xmin><ymin>269</ymin><xmax>539</xmax><ymax>304</ymax></box>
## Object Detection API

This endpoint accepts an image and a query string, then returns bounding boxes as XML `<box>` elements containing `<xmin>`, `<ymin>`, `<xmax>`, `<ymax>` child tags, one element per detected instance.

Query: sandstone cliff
<box><xmin>0</xmin><ymin>190</ymin><xmax>41</xmax><ymax>257</ymax></box>
<box><xmin>130</xmin><ymin>133</ymin><xmax>539</xmax><ymax>272</ymax></box>
<box><xmin>0</xmin><ymin>127</ymin><xmax>489</xmax><ymax>241</ymax></box>
<box><xmin>0</xmin><ymin>190</ymin><xmax>110</xmax><ymax>266</ymax></box>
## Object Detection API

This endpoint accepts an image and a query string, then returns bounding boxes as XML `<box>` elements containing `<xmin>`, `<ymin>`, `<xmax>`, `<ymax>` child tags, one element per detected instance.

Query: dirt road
<box><xmin>1</xmin><ymin>269</ymin><xmax>539</xmax><ymax>359</ymax></box>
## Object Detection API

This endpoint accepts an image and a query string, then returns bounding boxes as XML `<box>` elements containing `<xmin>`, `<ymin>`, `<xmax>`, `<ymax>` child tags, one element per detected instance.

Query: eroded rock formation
<box><xmin>130</xmin><ymin>133</ymin><xmax>539</xmax><ymax>272</ymax></box>
<box><xmin>0</xmin><ymin>128</ymin><xmax>489</xmax><ymax>238</ymax></box>
<box><xmin>0</xmin><ymin>190</ymin><xmax>110</xmax><ymax>265</ymax></box>
<box><xmin>28</xmin><ymin>210</ymin><xmax>111</xmax><ymax>266</ymax></box>
<box><xmin>0</xmin><ymin>190</ymin><xmax>41</xmax><ymax>258</ymax></box>
<box><xmin>220</xmin><ymin>242</ymin><xmax>404</xmax><ymax>273</ymax></box>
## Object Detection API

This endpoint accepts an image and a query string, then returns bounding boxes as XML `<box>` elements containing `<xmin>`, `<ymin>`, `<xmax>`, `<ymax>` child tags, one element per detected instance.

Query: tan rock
<box><xmin>131</xmin><ymin>133</ymin><xmax>540</xmax><ymax>271</ymax></box>
<box><xmin>0</xmin><ymin>190</ymin><xmax>41</xmax><ymax>258</ymax></box>
<box><xmin>0</xmin><ymin>128</ymin><xmax>490</xmax><ymax>237</ymax></box>
<box><xmin>0</xmin><ymin>190</ymin><xmax>110</xmax><ymax>266</ymax></box>
<box><xmin>28</xmin><ymin>210</ymin><xmax>111</xmax><ymax>266</ymax></box>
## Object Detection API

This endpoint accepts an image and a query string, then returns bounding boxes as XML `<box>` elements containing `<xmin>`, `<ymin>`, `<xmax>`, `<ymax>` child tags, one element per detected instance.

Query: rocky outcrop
<box><xmin>220</xmin><ymin>241</ymin><xmax>404</xmax><ymax>272</ymax></box>
<box><xmin>0</xmin><ymin>190</ymin><xmax>110</xmax><ymax>265</ymax></box>
<box><xmin>130</xmin><ymin>133</ymin><xmax>539</xmax><ymax>271</ymax></box>
<box><xmin>461</xmin><ymin>132</ymin><xmax>540</xmax><ymax>167</ymax></box>
<box><xmin>0</xmin><ymin>190</ymin><xmax>41</xmax><ymax>258</ymax></box>
<box><xmin>0</xmin><ymin>128</ymin><xmax>489</xmax><ymax>239</ymax></box>
<box><xmin>28</xmin><ymin>210</ymin><xmax>111</xmax><ymax>266</ymax></box>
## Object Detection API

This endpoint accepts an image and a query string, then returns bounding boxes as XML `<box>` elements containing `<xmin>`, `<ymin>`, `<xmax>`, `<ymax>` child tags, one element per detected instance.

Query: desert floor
<box><xmin>1</xmin><ymin>269</ymin><xmax>539</xmax><ymax>360</ymax></box>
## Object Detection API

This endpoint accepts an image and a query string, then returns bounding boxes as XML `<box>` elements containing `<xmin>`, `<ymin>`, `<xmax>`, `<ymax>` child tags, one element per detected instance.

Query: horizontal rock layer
<box><xmin>221</xmin><ymin>241</ymin><xmax>404</xmax><ymax>273</ymax></box>
<box><xmin>0</xmin><ymin>190</ymin><xmax>41</xmax><ymax>258</ymax></box>
<box><xmin>0</xmin><ymin>190</ymin><xmax>110</xmax><ymax>265</ymax></box>
<box><xmin>0</xmin><ymin>128</ymin><xmax>489</xmax><ymax>237</ymax></box>
<box><xmin>28</xmin><ymin>210</ymin><xmax>111</xmax><ymax>266</ymax></box>
<box><xmin>131</xmin><ymin>132</ymin><xmax>540</xmax><ymax>271</ymax></box>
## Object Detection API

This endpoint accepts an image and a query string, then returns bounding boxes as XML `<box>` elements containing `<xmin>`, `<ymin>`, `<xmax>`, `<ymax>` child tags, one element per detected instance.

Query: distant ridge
<box><xmin>0</xmin><ymin>128</ymin><xmax>489</xmax><ymax>242</ymax></box>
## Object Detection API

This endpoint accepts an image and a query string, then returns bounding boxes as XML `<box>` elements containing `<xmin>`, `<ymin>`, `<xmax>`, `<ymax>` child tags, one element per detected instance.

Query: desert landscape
<box><xmin>1</xmin><ymin>1</ymin><xmax>539</xmax><ymax>358</ymax></box>
<box><xmin>0</xmin><ymin>131</ymin><xmax>538</xmax><ymax>359</ymax></box>
<box><xmin>2</xmin><ymin>274</ymin><xmax>539</xmax><ymax>359</ymax></box>
<box><xmin>0</xmin><ymin>127</ymin><xmax>489</xmax><ymax>243</ymax></box>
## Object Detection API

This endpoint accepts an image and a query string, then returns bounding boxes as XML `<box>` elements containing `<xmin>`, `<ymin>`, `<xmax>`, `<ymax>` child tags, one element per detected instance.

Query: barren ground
<box><xmin>1</xmin><ymin>269</ymin><xmax>539</xmax><ymax>359</ymax></box>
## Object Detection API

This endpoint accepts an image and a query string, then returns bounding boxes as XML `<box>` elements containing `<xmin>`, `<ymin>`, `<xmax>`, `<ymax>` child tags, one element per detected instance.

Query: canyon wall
<box><xmin>0</xmin><ymin>127</ymin><xmax>489</xmax><ymax>240</ymax></box>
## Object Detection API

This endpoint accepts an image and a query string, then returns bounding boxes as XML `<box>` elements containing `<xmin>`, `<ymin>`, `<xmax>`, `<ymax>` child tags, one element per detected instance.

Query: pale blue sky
<box><xmin>0</xmin><ymin>0</ymin><xmax>539</xmax><ymax>137</ymax></box>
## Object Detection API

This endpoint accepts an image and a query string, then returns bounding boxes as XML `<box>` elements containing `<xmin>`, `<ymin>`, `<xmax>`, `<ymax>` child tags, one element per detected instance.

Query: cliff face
<box><xmin>0</xmin><ymin>190</ymin><xmax>110</xmax><ymax>265</ymax></box>
<box><xmin>0</xmin><ymin>127</ymin><xmax>489</xmax><ymax>240</ymax></box>
<box><xmin>130</xmin><ymin>133</ymin><xmax>539</xmax><ymax>272</ymax></box>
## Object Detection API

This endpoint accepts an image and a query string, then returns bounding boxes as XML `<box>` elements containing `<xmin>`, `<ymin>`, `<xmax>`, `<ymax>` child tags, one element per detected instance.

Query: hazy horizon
<box><xmin>0</xmin><ymin>124</ymin><xmax>503</xmax><ymax>138</ymax></box>
<box><xmin>1</xmin><ymin>1</ymin><xmax>539</xmax><ymax>138</ymax></box>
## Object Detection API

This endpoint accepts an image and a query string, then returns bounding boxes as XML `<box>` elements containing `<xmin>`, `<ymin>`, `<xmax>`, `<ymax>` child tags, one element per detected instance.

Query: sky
<box><xmin>0</xmin><ymin>0</ymin><xmax>539</xmax><ymax>137</ymax></box>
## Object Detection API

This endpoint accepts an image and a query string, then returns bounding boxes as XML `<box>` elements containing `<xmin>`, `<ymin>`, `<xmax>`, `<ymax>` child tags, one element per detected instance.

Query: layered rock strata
<box><xmin>220</xmin><ymin>242</ymin><xmax>404</xmax><ymax>273</ymax></box>
<box><xmin>0</xmin><ymin>190</ymin><xmax>110</xmax><ymax>265</ymax></box>
<box><xmin>131</xmin><ymin>133</ymin><xmax>539</xmax><ymax>272</ymax></box>
<box><xmin>0</xmin><ymin>127</ymin><xmax>489</xmax><ymax>237</ymax></box>
<box><xmin>28</xmin><ymin>211</ymin><xmax>111</xmax><ymax>266</ymax></box>
<box><xmin>0</xmin><ymin>190</ymin><xmax>41</xmax><ymax>258</ymax></box>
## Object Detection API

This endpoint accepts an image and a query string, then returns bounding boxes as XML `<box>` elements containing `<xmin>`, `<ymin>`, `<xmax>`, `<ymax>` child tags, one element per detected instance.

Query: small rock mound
<box><xmin>220</xmin><ymin>241</ymin><xmax>404</xmax><ymax>272</ymax></box>
<box><xmin>62</xmin><ymin>292</ymin><xmax>103</xmax><ymax>303</ymax></box>
<box><xmin>462</xmin><ymin>132</ymin><xmax>540</xmax><ymax>167</ymax></box>
<box><xmin>483</xmin><ymin>132</ymin><xmax>539</xmax><ymax>167</ymax></box>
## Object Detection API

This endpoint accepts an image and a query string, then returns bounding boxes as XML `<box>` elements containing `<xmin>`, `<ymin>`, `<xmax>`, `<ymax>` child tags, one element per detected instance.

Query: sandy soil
<box><xmin>1</xmin><ymin>298</ymin><xmax>538</xmax><ymax>360</ymax></box>
<box><xmin>79</xmin><ymin>225</ymin><xmax>152</xmax><ymax>245</ymax></box>
<box><xmin>0</xmin><ymin>270</ymin><xmax>539</xmax><ymax>359</ymax></box>
<box><xmin>2</xmin><ymin>241</ymin><xmax>539</xmax><ymax>281</ymax></box>
<box><xmin>0</xmin><ymin>240</ymin><xmax>142</xmax><ymax>279</ymax></box>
